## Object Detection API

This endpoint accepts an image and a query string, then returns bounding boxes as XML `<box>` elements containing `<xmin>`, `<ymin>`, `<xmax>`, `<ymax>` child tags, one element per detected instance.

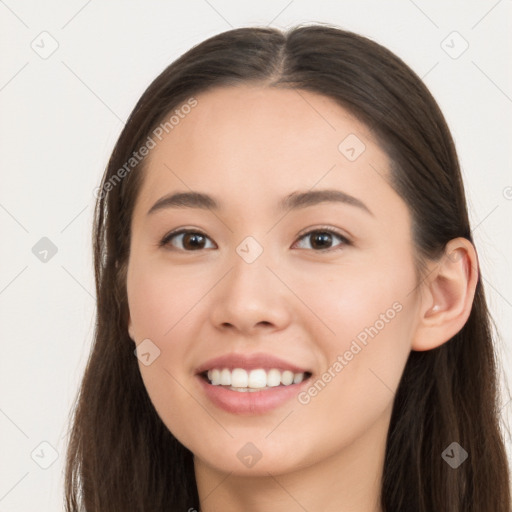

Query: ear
<box><xmin>411</xmin><ymin>237</ymin><xmax>479</xmax><ymax>351</ymax></box>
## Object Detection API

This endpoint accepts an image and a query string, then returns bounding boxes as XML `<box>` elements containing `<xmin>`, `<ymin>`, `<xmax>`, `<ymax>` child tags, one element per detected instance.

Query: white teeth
<box><xmin>248</xmin><ymin>369</ymin><xmax>267</xmax><ymax>388</ymax></box>
<box><xmin>281</xmin><ymin>370</ymin><xmax>294</xmax><ymax>386</ymax></box>
<box><xmin>208</xmin><ymin>369</ymin><xmax>221</xmax><ymax>385</ymax></box>
<box><xmin>231</xmin><ymin>368</ymin><xmax>248</xmax><ymax>387</ymax></box>
<box><xmin>293</xmin><ymin>372</ymin><xmax>304</xmax><ymax>384</ymax></box>
<box><xmin>266</xmin><ymin>368</ymin><xmax>281</xmax><ymax>387</ymax></box>
<box><xmin>205</xmin><ymin>367</ymin><xmax>309</xmax><ymax>389</ymax></box>
<box><xmin>220</xmin><ymin>368</ymin><xmax>231</xmax><ymax>386</ymax></box>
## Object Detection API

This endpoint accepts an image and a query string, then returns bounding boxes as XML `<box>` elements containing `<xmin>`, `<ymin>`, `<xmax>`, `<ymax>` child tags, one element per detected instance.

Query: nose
<box><xmin>209</xmin><ymin>251</ymin><xmax>292</xmax><ymax>336</ymax></box>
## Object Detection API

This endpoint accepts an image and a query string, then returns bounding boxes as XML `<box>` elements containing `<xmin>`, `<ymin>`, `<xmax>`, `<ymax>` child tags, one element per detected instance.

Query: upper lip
<box><xmin>195</xmin><ymin>352</ymin><xmax>311</xmax><ymax>375</ymax></box>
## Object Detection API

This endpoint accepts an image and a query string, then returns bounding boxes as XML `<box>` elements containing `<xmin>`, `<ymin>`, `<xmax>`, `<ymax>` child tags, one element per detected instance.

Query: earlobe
<box><xmin>411</xmin><ymin>237</ymin><xmax>479</xmax><ymax>351</ymax></box>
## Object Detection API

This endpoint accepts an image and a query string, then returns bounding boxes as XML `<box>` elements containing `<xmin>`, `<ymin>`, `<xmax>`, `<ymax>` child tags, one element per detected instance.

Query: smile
<box><xmin>204</xmin><ymin>367</ymin><xmax>311</xmax><ymax>391</ymax></box>
<box><xmin>197</xmin><ymin>368</ymin><xmax>313</xmax><ymax>414</ymax></box>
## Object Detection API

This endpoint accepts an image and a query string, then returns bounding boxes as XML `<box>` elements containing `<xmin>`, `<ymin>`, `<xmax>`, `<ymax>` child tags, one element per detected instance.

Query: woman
<box><xmin>65</xmin><ymin>24</ymin><xmax>511</xmax><ymax>511</ymax></box>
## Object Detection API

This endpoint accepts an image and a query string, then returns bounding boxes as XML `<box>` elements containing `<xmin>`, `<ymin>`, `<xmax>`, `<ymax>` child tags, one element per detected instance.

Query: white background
<box><xmin>1</xmin><ymin>1</ymin><xmax>511</xmax><ymax>509</ymax></box>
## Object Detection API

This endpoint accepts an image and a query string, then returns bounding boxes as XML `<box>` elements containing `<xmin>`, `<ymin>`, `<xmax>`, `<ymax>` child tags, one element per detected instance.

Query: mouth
<box><xmin>199</xmin><ymin>368</ymin><xmax>313</xmax><ymax>392</ymax></box>
<box><xmin>194</xmin><ymin>352</ymin><xmax>314</xmax><ymax>413</ymax></box>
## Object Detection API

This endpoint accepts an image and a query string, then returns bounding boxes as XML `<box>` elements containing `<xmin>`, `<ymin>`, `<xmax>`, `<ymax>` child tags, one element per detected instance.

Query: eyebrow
<box><xmin>147</xmin><ymin>189</ymin><xmax>373</xmax><ymax>216</ymax></box>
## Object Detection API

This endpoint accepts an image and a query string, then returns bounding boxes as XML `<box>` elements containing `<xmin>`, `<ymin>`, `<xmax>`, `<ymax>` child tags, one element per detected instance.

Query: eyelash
<box><xmin>158</xmin><ymin>226</ymin><xmax>352</xmax><ymax>253</ymax></box>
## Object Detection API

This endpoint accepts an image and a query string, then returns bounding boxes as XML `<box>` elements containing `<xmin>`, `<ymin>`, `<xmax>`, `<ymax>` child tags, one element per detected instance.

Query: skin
<box><xmin>126</xmin><ymin>84</ymin><xmax>478</xmax><ymax>512</ymax></box>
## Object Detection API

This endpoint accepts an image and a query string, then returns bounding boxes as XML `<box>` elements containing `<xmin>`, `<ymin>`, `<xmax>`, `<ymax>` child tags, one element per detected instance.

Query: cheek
<box><xmin>127</xmin><ymin>260</ymin><xmax>209</xmax><ymax>341</ymax></box>
<box><xmin>126</xmin><ymin>261</ymin><xmax>203</xmax><ymax>441</ymax></box>
<box><xmin>126</xmin><ymin>257</ymin><xmax>218</xmax><ymax>408</ymax></box>
<box><xmin>290</xmin><ymin>256</ymin><xmax>415</xmax><ymax>350</ymax></box>
<box><xmin>290</xmin><ymin>259</ymin><xmax>416</xmax><ymax>426</ymax></box>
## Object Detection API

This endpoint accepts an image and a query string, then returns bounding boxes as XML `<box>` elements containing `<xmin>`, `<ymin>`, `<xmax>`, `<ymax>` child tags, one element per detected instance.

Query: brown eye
<box><xmin>160</xmin><ymin>227</ymin><xmax>350</xmax><ymax>252</ymax></box>
<box><xmin>294</xmin><ymin>229</ymin><xmax>350</xmax><ymax>252</ymax></box>
<box><xmin>160</xmin><ymin>230</ymin><xmax>215</xmax><ymax>251</ymax></box>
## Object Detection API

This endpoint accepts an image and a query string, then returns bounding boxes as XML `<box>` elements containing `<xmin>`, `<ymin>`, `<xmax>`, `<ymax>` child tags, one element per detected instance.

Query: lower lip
<box><xmin>196</xmin><ymin>375</ymin><xmax>311</xmax><ymax>414</ymax></box>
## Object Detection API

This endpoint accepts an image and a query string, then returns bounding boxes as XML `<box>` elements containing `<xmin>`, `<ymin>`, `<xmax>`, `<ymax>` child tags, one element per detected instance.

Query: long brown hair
<box><xmin>65</xmin><ymin>24</ymin><xmax>511</xmax><ymax>511</ymax></box>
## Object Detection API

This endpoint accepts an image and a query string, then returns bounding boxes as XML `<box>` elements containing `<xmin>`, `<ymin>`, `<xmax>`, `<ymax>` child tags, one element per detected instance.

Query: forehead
<box><xmin>134</xmin><ymin>84</ymin><xmax>402</xmax><ymax>222</ymax></box>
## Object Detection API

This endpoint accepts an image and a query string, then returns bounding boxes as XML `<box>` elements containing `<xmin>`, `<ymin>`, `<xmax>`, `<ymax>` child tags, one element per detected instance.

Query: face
<box><xmin>126</xmin><ymin>85</ymin><xmax>422</xmax><ymax>477</ymax></box>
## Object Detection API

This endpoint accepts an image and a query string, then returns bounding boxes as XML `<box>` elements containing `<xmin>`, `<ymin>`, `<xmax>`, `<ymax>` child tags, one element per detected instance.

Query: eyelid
<box><xmin>295</xmin><ymin>225</ymin><xmax>351</xmax><ymax>243</ymax></box>
<box><xmin>159</xmin><ymin>227</ymin><xmax>215</xmax><ymax>249</ymax></box>
<box><xmin>159</xmin><ymin>225</ymin><xmax>352</xmax><ymax>252</ymax></box>
<box><xmin>292</xmin><ymin>225</ymin><xmax>352</xmax><ymax>251</ymax></box>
